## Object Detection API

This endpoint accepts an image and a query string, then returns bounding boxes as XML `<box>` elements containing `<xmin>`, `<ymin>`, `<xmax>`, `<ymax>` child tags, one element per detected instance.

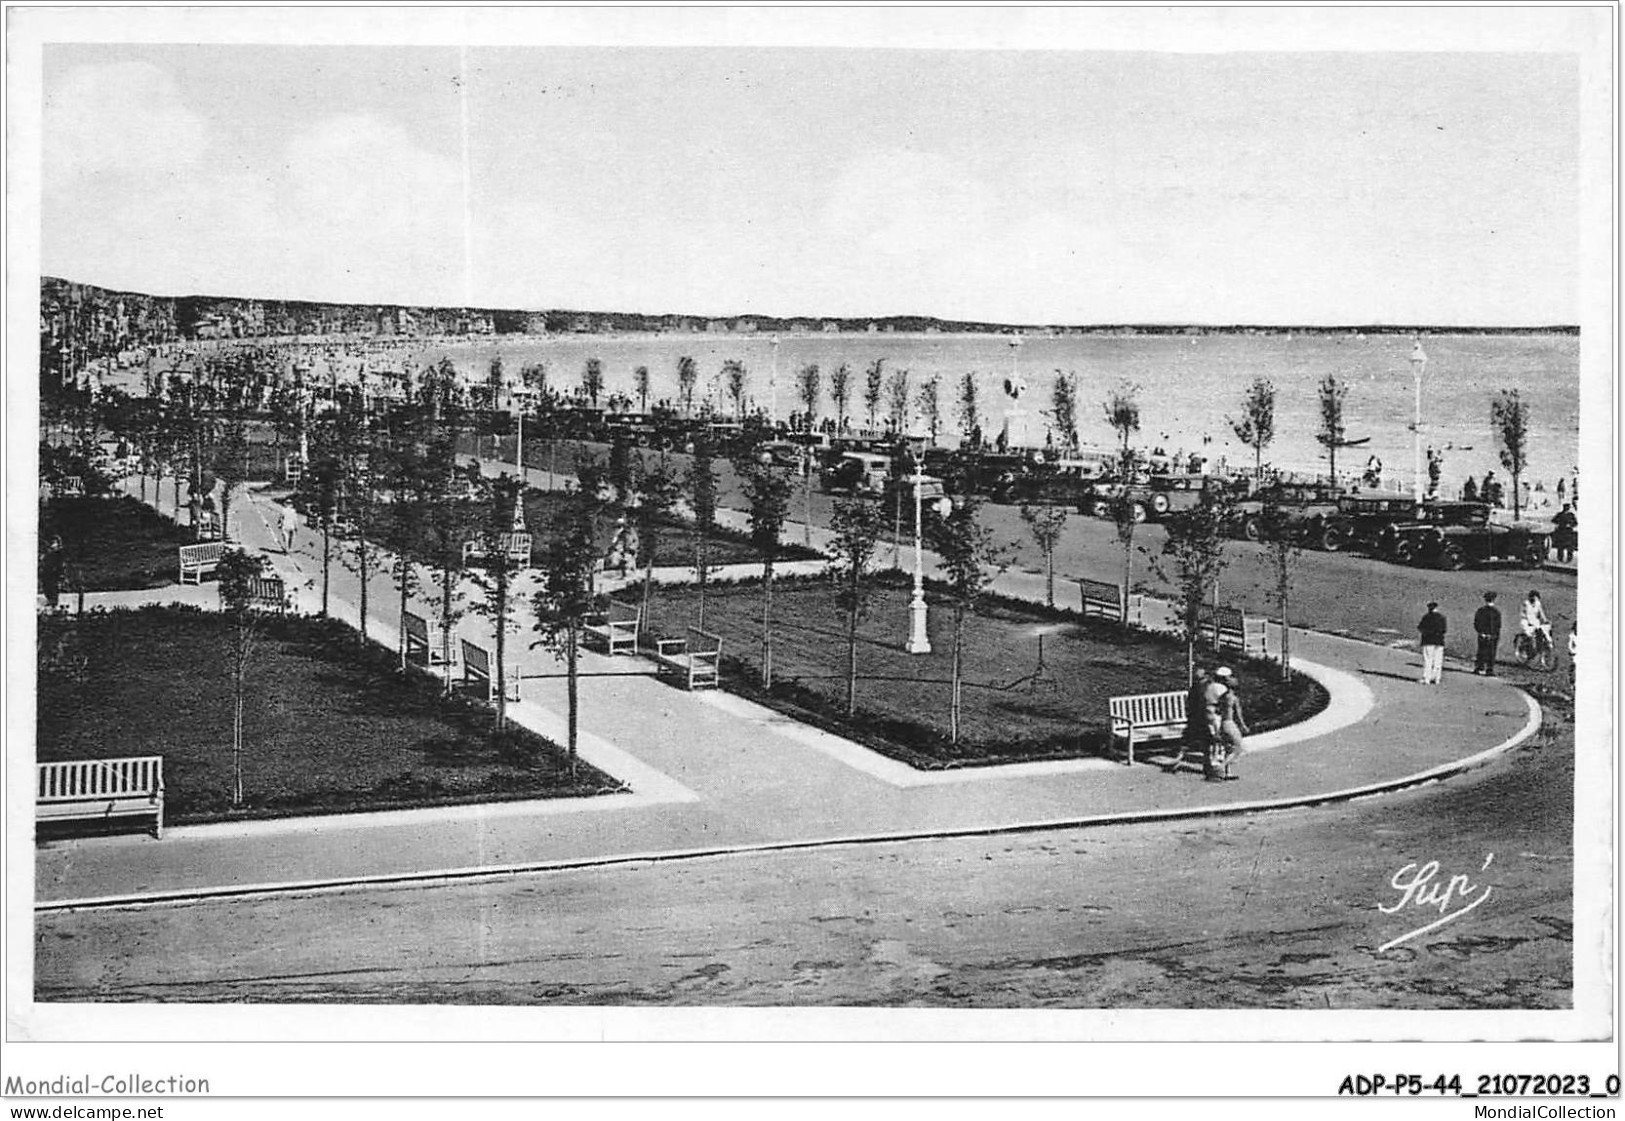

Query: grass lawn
<box><xmin>36</xmin><ymin>607</ymin><xmax>622</xmax><ymax>823</ymax></box>
<box><xmin>39</xmin><ymin>496</ymin><xmax>192</xmax><ymax>591</ymax></box>
<box><xmin>643</xmin><ymin>575</ymin><xmax>1327</xmax><ymax>769</ymax></box>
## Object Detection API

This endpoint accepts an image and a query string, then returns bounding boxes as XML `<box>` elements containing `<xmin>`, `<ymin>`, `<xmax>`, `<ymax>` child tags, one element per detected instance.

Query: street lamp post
<box><xmin>907</xmin><ymin>464</ymin><xmax>931</xmax><ymax>654</ymax></box>
<box><xmin>1410</xmin><ymin>338</ymin><xmax>1428</xmax><ymax>502</ymax></box>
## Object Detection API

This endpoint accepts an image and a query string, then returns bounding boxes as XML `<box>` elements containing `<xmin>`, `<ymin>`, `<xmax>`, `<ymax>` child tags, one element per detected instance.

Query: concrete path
<box><xmin>33</xmin><ymin>474</ymin><xmax>1541</xmax><ymax>907</ymax></box>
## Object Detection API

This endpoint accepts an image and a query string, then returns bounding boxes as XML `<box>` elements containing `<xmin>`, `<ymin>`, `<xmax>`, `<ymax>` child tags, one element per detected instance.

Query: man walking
<box><xmin>1473</xmin><ymin>591</ymin><xmax>1502</xmax><ymax>676</ymax></box>
<box><xmin>282</xmin><ymin>504</ymin><xmax>301</xmax><ymax>554</ymax></box>
<box><xmin>1418</xmin><ymin>600</ymin><xmax>1447</xmax><ymax>685</ymax></box>
<box><xmin>1552</xmin><ymin>504</ymin><xmax>1577</xmax><ymax>563</ymax></box>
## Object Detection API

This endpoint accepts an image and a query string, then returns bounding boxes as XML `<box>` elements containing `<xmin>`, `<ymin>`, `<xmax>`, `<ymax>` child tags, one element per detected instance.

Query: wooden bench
<box><xmin>403</xmin><ymin>610</ymin><xmax>460</xmax><ymax>669</ymax></box>
<box><xmin>178</xmin><ymin>542</ymin><xmax>227</xmax><ymax>584</ymax></box>
<box><xmin>1079</xmin><ymin>577</ymin><xmax>1144</xmax><ymax>626</ymax></box>
<box><xmin>284</xmin><ymin>457</ymin><xmax>304</xmax><ymax>486</ymax></box>
<box><xmin>462</xmin><ymin>532</ymin><xmax>533</xmax><ymax>568</ymax></box>
<box><xmin>55</xmin><ymin>476</ymin><xmax>84</xmax><ymax>497</ymax></box>
<box><xmin>1109</xmin><ymin>690</ymin><xmax>1189</xmax><ymax>766</ymax></box>
<box><xmin>37</xmin><ymin>756</ymin><xmax>165</xmax><ymax>838</ymax></box>
<box><xmin>1198</xmin><ymin>604</ymin><xmax>1267</xmax><ymax>657</ymax></box>
<box><xmin>460</xmin><ymin>640</ymin><xmax>521</xmax><ymax>703</ymax></box>
<box><xmin>584</xmin><ymin>599</ymin><xmax>641</xmax><ymax>655</ymax></box>
<box><xmin>655</xmin><ymin>628</ymin><xmax>722</xmax><ymax>690</ymax></box>
<box><xmin>243</xmin><ymin>576</ymin><xmax>287</xmax><ymax>613</ymax></box>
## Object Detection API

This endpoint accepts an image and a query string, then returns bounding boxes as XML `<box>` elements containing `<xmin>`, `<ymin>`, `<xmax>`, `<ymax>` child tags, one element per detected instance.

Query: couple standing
<box><xmin>1184</xmin><ymin>667</ymin><xmax>1249</xmax><ymax>782</ymax></box>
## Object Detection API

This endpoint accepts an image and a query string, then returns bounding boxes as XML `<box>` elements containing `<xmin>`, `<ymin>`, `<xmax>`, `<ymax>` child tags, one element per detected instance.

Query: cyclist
<box><xmin>1519</xmin><ymin>590</ymin><xmax>1553</xmax><ymax>659</ymax></box>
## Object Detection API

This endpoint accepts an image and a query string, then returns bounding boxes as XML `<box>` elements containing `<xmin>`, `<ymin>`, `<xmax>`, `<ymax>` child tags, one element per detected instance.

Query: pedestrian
<box><xmin>1213</xmin><ymin>666</ymin><xmax>1249</xmax><ymax>779</ymax></box>
<box><xmin>1200</xmin><ymin>669</ymin><xmax>1231</xmax><ymax>781</ymax></box>
<box><xmin>1462</xmin><ymin>476</ymin><xmax>1479</xmax><ymax>503</ymax></box>
<box><xmin>40</xmin><ymin>535</ymin><xmax>65</xmax><ymax>612</ymax></box>
<box><xmin>1181</xmin><ymin>666</ymin><xmax>1211</xmax><ymax>775</ymax></box>
<box><xmin>1568</xmin><ymin>622</ymin><xmax>1578</xmax><ymax>692</ymax></box>
<box><xmin>1417</xmin><ymin>600</ymin><xmax>1447</xmax><ymax>685</ymax></box>
<box><xmin>1473</xmin><ymin>591</ymin><xmax>1502</xmax><ymax>676</ymax></box>
<box><xmin>283</xmin><ymin>504</ymin><xmax>301</xmax><ymax>553</ymax></box>
<box><xmin>1552</xmin><ymin>504</ymin><xmax>1577</xmax><ymax>563</ymax></box>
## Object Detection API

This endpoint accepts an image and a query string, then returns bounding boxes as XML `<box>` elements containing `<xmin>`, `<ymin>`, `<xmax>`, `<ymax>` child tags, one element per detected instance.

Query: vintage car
<box><xmin>819</xmin><ymin>451</ymin><xmax>893</xmax><ymax>496</ymax></box>
<box><xmin>1226</xmin><ymin>481</ymin><xmax>1345</xmax><ymax>542</ymax></box>
<box><xmin>1383</xmin><ymin>504</ymin><xmax>1551</xmax><ymax>569</ymax></box>
<box><xmin>1317</xmin><ymin>495</ymin><xmax>1420</xmax><ymax>553</ymax></box>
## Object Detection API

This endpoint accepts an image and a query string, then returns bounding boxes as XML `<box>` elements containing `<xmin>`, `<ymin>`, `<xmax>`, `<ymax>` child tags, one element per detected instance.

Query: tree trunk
<box><xmin>398</xmin><ymin>564</ymin><xmax>410</xmax><ymax>671</ymax></box>
<box><xmin>1120</xmin><ymin>538</ymin><xmax>1134</xmax><ymax>629</ymax></box>
<box><xmin>357</xmin><ymin>535</ymin><xmax>370</xmax><ymax>644</ymax></box>
<box><xmin>951</xmin><ymin>607</ymin><xmax>965</xmax><ymax>745</ymax></box>
<box><xmin>440</xmin><ymin>556</ymin><xmax>456</xmax><ymax>695</ymax></box>
<box><xmin>566</xmin><ymin>623</ymin><xmax>579</xmax><ymax>776</ymax></box>
<box><xmin>1045</xmin><ymin>547</ymin><xmax>1055</xmax><ymax>609</ymax></box>
<box><xmin>320</xmin><ymin>526</ymin><xmax>331</xmax><ymax>617</ymax></box>
<box><xmin>641</xmin><ymin>554</ymin><xmax>655</xmax><ymax>643</ymax></box>
<box><xmin>494</xmin><ymin>570</ymin><xmax>508</xmax><ymax>730</ymax></box>
<box><xmin>231</xmin><ymin>659</ymin><xmax>245</xmax><ymax>808</ymax></box>
<box><xmin>1279</xmin><ymin>555</ymin><xmax>1292</xmax><ymax>682</ymax></box>
<box><xmin>803</xmin><ymin>467</ymin><xmax>813</xmax><ymax>546</ymax></box>
<box><xmin>845</xmin><ymin>599</ymin><xmax>859</xmax><ymax>718</ymax></box>
<box><xmin>761</xmin><ymin>559</ymin><xmax>775</xmax><ymax>688</ymax></box>
<box><xmin>694</xmin><ymin>531</ymin><xmax>707</xmax><ymax>631</ymax></box>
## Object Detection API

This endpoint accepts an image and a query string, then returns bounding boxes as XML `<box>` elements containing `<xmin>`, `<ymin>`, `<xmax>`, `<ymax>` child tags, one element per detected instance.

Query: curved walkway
<box><xmin>34</xmin><ymin>475</ymin><xmax>1541</xmax><ymax>908</ymax></box>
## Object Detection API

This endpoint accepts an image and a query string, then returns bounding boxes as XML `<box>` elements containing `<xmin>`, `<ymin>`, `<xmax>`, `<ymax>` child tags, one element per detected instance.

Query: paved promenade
<box><xmin>33</xmin><ymin>475</ymin><xmax>1541</xmax><ymax>907</ymax></box>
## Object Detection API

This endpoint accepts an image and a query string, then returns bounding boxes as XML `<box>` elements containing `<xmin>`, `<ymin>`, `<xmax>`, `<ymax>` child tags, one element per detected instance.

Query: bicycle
<box><xmin>1513</xmin><ymin>625</ymin><xmax>1556</xmax><ymax>671</ymax></box>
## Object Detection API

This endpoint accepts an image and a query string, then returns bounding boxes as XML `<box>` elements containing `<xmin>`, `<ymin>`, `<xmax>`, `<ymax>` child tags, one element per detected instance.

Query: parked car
<box><xmin>1377</xmin><ymin>501</ymin><xmax>1491</xmax><ymax>563</ymax></box>
<box><xmin>1227</xmin><ymin>481</ymin><xmax>1344</xmax><ymax>542</ymax></box>
<box><xmin>820</xmin><ymin>451</ymin><xmax>893</xmax><ymax>495</ymax></box>
<box><xmin>1385</xmin><ymin>504</ymin><xmax>1551</xmax><ymax>569</ymax></box>
<box><xmin>1318</xmin><ymin>495</ymin><xmax>1420</xmax><ymax>553</ymax></box>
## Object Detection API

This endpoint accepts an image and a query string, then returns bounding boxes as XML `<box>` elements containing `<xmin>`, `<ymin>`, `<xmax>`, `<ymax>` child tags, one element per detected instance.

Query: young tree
<box><xmin>796</xmin><ymin>363</ymin><xmax>822</xmax><ymax>543</ymax></box>
<box><xmin>487</xmin><ymin>355</ymin><xmax>506</xmax><ymax>411</ymax></box>
<box><xmin>299</xmin><ymin>439</ymin><xmax>344</xmax><ymax>618</ymax></box>
<box><xmin>957</xmin><ymin>372</ymin><xmax>982</xmax><ymax>444</ymax></box>
<box><xmin>632</xmin><ymin>459</ymin><xmax>682</xmax><ymax>626</ymax></box>
<box><xmin>918</xmin><ymin>375</ymin><xmax>943</xmax><ymax>444</ymax></box>
<box><xmin>1492</xmin><ymin>389</ymin><xmax>1530</xmax><ymax>520</ymax></box>
<box><xmin>532</xmin><ymin>458</ymin><xmax>612</xmax><ymax>773</ymax></box>
<box><xmin>1104</xmin><ymin>383</ymin><xmax>1143</xmax><ymax>628</ymax></box>
<box><xmin>1019</xmin><ymin>502</ymin><xmax>1070</xmax><ymax>608</ymax></box>
<box><xmin>828</xmin><ymin>499</ymin><xmax>885</xmax><ymax>718</ymax></box>
<box><xmin>468</xmin><ymin>473</ymin><xmax>528</xmax><ymax>729</ymax></box>
<box><xmin>1049</xmin><ymin>371</ymin><xmax>1079</xmax><ymax>454</ymax></box>
<box><xmin>1104</xmin><ymin>381</ymin><xmax>1141</xmax><ymax>457</ymax></box>
<box><xmin>607</xmin><ymin>434</ymin><xmax>636</xmax><ymax>506</ymax></box>
<box><xmin>677</xmin><ymin>355</ymin><xmax>698</xmax><ymax>417</ymax></box>
<box><xmin>1230</xmin><ymin>377</ymin><xmax>1276</xmax><ymax>480</ymax></box>
<box><xmin>886</xmin><ymin>367</ymin><xmax>912</xmax><ymax>434</ymax></box>
<box><xmin>1316</xmin><ymin>373</ymin><xmax>1348</xmax><ymax>487</ymax></box>
<box><xmin>740</xmin><ymin>461</ymin><xmax>793</xmax><ymax>687</ymax></box>
<box><xmin>633</xmin><ymin>365</ymin><xmax>651</xmax><ymax>415</ymax></box>
<box><xmin>688</xmin><ymin>431</ymin><xmax>719</xmax><ymax>629</ymax></box>
<box><xmin>925</xmin><ymin>496</ymin><xmax>1010</xmax><ymax>745</ymax></box>
<box><xmin>419</xmin><ymin>426</ymin><xmax>476</xmax><ymax>688</ymax></box>
<box><xmin>830</xmin><ymin>362</ymin><xmax>853</xmax><ymax>432</ymax></box>
<box><xmin>1149</xmin><ymin>492</ymin><xmax>1235</xmax><ymax>685</ymax></box>
<box><xmin>723</xmin><ymin>358</ymin><xmax>749</xmax><ymax>420</ymax></box>
<box><xmin>583</xmin><ymin>358</ymin><xmax>604</xmax><ymax>408</ymax></box>
<box><xmin>1259</xmin><ymin>490</ymin><xmax>1305</xmax><ymax>683</ymax></box>
<box><xmin>211</xmin><ymin>412</ymin><xmax>252</xmax><ymax>543</ymax></box>
<box><xmin>1426</xmin><ymin>445</ymin><xmax>1445</xmax><ymax>501</ymax></box>
<box><xmin>863</xmin><ymin>358</ymin><xmax>886</xmax><ymax>431</ymax></box>
<box><xmin>217</xmin><ymin>547</ymin><xmax>276</xmax><ymax>808</ymax></box>
<box><xmin>334</xmin><ymin>403</ymin><xmax>384</xmax><ymax>645</ymax></box>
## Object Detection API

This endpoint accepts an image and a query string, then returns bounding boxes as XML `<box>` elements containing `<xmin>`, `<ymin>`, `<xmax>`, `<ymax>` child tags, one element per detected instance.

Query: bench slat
<box><xmin>37</xmin><ymin>756</ymin><xmax>164</xmax><ymax>837</ymax></box>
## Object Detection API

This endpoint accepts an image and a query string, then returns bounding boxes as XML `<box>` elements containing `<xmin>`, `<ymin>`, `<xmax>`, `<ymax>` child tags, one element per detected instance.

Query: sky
<box><xmin>39</xmin><ymin>40</ymin><xmax>1580</xmax><ymax>326</ymax></box>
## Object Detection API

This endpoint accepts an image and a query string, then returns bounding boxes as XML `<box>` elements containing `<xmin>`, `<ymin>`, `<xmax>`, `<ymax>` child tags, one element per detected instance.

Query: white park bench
<box><xmin>462</xmin><ymin>532</ymin><xmax>533</xmax><ymax>568</ymax></box>
<box><xmin>37</xmin><ymin>756</ymin><xmax>165</xmax><ymax>838</ymax></box>
<box><xmin>403</xmin><ymin>610</ymin><xmax>460</xmax><ymax>669</ymax></box>
<box><xmin>584</xmin><ymin>599</ymin><xmax>641</xmax><ymax>656</ymax></box>
<box><xmin>1109</xmin><ymin>690</ymin><xmax>1190</xmax><ymax>766</ymax></box>
<box><xmin>1079</xmin><ymin>577</ymin><xmax>1144</xmax><ymax>626</ymax></box>
<box><xmin>1198</xmin><ymin>604</ymin><xmax>1268</xmax><ymax>657</ymax></box>
<box><xmin>459</xmin><ymin>640</ymin><xmax>521</xmax><ymax>703</ymax></box>
<box><xmin>55</xmin><ymin>476</ymin><xmax>85</xmax><ymax>498</ymax></box>
<box><xmin>178</xmin><ymin>542</ymin><xmax>227</xmax><ymax>584</ymax></box>
<box><xmin>655</xmin><ymin>628</ymin><xmax>722</xmax><ymax>690</ymax></box>
<box><xmin>242</xmin><ymin>576</ymin><xmax>288</xmax><ymax>613</ymax></box>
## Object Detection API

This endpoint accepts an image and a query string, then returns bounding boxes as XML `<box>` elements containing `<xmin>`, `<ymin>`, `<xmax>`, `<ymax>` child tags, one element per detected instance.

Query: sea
<box><xmin>143</xmin><ymin>330</ymin><xmax>1583</xmax><ymax>505</ymax></box>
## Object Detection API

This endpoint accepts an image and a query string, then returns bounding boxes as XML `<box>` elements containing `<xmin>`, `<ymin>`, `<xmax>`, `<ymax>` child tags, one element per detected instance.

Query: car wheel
<box><xmin>1150</xmin><ymin>493</ymin><xmax>1171</xmax><ymax>516</ymax></box>
<box><xmin>1442</xmin><ymin>543</ymin><xmax>1468</xmax><ymax>571</ymax></box>
<box><xmin>1131</xmin><ymin>501</ymin><xmax>1148</xmax><ymax>524</ymax></box>
<box><xmin>1320</xmin><ymin>525</ymin><xmax>1346</xmax><ymax>552</ymax></box>
<box><xmin>1523</xmin><ymin>541</ymin><xmax>1547</xmax><ymax>569</ymax></box>
<box><xmin>1392</xmin><ymin>538</ymin><xmax>1415</xmax><ymax>565</ymax></box>
<box><xmin>1241</xmin><ymin>516</ymin><xmax>1261</xmax><ymax>542</ymax></box>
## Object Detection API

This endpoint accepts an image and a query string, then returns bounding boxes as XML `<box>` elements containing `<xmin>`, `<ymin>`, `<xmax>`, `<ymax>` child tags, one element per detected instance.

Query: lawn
<box><xmin>36</xmin><ymin>607</ymin><xmax>622</xmax><ymax>823</ymax></box>
<box><xmin>642</xmin><ymin>575</ymin><xmax>1327</xmax><ymax>769</ymax></box>
<box><xmin>39</xmin><ymin>496</ymin><xmax>192</xmax><ymax>592</ymax></box>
